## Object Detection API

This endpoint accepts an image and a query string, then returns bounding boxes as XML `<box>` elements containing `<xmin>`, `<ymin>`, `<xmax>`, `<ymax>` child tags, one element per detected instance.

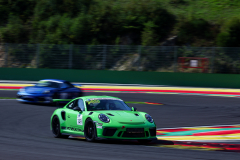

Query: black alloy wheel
<box><xmin>51</xmin><ymin>116</ymin><xmax>68</xmax><ymax>138</ymax></box>
<box><xmin>84</xmin><ymin>119</ymin><xmax>96</xmax><ymax>142</ymax></box>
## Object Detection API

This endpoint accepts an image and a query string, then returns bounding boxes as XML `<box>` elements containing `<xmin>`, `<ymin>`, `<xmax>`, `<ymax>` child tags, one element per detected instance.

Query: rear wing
<box><xmin>52</xmin><ymin>99</ymin><xmax>72</xmax><ymax>108</ymax></box>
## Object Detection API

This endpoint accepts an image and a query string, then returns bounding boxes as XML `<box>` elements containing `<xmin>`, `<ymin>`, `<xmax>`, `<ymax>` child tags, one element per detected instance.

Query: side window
<box><xmin>61</xmin><ymin>82</ymin><xmax>74</xmax><ymax>88</ymax></box>
<box><xmin>61</xmin><ymin>83</ymin><xmax>66</xmax><ymax>88</ymax></box>
<box><xmin>78</xmin><ymin>99</ymin><xmax>85</xmax><ymax>111</ymax></box>
<box><xmin>67</xmin><ymin>100</ymin><xmax>76</xmax><ymax>109</ymax></box>
<box><xmin>49</xmin><ymin>82</ymin><xmax>60</xmax><ymax>88</ymax></box>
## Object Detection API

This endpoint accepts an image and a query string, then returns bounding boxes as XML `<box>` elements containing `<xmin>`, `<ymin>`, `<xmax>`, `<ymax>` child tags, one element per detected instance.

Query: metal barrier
<box><xmin>1</xmin><ymin>43</ymin><xmax>240</xmax><ymax>73</ymax></box>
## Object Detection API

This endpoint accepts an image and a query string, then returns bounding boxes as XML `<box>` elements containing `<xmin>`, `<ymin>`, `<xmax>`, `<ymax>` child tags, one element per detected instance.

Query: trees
<box><xmin>0</xmin><ymin>0</ymin><xmax>175</xmax><ymax>45</ymax></box>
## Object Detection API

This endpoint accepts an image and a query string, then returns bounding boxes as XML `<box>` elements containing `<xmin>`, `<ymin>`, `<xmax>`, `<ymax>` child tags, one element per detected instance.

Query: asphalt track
<box><xmin>0</xmin><ymin>90</ymin><xmax>240</xmax><ymax>159</ymax></box>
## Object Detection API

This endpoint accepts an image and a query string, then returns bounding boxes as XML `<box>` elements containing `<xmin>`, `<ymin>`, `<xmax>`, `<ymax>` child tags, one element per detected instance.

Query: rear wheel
<box><xmin>84</xmin><ymin>119</ymin><xmax>96</xmax><ymax>142</ymax></box>
<box><xmin>51</xmin><ymin>116</ymin><xmax>69</xmax><ymax>138</ymax></box>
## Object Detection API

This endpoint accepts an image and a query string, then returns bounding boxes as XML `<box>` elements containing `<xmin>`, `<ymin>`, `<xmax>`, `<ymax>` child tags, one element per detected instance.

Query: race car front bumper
<box><xmin>95</xmin><ymin>121</ymin><xmax>156</xmax><ymax>140</ymax></box>
<box><xmin>17</xmin><ymin>93</ymin><xmax>53</xmax><ymax>103</ymax></box>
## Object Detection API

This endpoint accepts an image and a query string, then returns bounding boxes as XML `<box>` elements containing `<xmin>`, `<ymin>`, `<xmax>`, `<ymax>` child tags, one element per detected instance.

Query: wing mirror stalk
<box><xmin>131</xmin><ymin>107</ymin><xmax>137</xmax><ymax>111</ymax></box>
<box><xmin>73</xmin><ymin>107</ymin><xmax>82</xmax><ymax>112</ymax></box>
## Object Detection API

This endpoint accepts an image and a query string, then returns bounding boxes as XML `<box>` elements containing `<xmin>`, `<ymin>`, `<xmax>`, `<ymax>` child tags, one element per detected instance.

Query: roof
<box><xmin>39</xmin><ymin>79</ymin><xmax>67</xmax><ymax>83</ymax></box>
<box><xmin>80</xmin><ymin>95</ymin><xmax>122</xmax><ymax>100</ymax></box>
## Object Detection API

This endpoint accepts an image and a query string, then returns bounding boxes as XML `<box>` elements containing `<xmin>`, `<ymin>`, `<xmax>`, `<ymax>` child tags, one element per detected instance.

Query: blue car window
<box><xmin>61</xmin><ymin>82</ymin><xmax>73</xmax><ymax>88</ymax></box>
<box><xmin>86</xmin><ymin>99</ymin><xmax>131</xmax><ymax>111</ymax></box>
<box><xmin>36</xmin><ymin>81</ymin><xmax>60</xmax><ymax>88</ymax></box>
<box><xmin>67</xmin><ymin>101</ymin><xmax>75</xmax><ymax>109</ymax></box>
<box><xmin>49</xmin><ymin>82</ymin><xmax>60</xmax><ymax>88</ymax></box>
<box><xmin>78</xmin><ymin>99</ymin><xmax>85</xmax><ymax>111</ymax></box>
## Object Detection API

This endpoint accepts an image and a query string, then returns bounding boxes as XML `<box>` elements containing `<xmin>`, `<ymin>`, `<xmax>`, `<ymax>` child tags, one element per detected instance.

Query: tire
<box><xmin>138</xmin><ymin>140</ymin><xmax>152</xmax><ymax>144</ymax></box>
<box><xmin>84</xmin><ymin>118</ymin><xmax>96</xmax><ymax>142</ymax></box>
<box><xmin>51</xmin><ymin>116</ymin><xmax>69</xmax><ymax>138</ymax></box>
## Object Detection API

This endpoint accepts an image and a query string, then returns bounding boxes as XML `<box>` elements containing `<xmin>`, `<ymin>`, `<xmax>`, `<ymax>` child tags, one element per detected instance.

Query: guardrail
<box><xmin>1</xmin><ymin>43</ymin><xmax>240</xmax><ymax>74</ymax></box>
<box><xmin>1</xmin><ymin>68</ymin><xmax>240</xmax><ymax>88</ymax></box>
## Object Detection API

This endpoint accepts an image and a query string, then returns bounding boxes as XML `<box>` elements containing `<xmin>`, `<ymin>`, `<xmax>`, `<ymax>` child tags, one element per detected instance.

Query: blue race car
<box><xmin>17</xmin><ymin>79</ymin><xmax>83</xmax><ymax>104</ymax></box>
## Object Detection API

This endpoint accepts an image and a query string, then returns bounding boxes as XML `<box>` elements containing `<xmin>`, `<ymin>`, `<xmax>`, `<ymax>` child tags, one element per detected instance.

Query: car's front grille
<box><xmin>23</xmin><ymin>97</ymin><xmax>35</xmax><ymax>101</ymax></box>
<box><xmin>149</xmin><ymin>128</ymin><xmax>156</xmax><ymax>136</ymax></box>
<box><xmin>117</xmin><ymin>131</ymin><xmax>122</xmax><ymax>137</ymax></box>
<box><xmin>122</xmin><ymin>132</ymin><xmax>145</xmax><ymax>137</ymax></box>
<box><xmin>119</xmin><ymin>122</ymin><xmax>144</xmax><ymax>124</ymax></box>
<box><xmin>122</xmin><ymin>128</ymin><xmax>145</xmax><ymax>138</ymax></box>
<box><xmin>103</xmin><ymin>128</ymin><xmax>117</xmax><ymax>136</ymax></box>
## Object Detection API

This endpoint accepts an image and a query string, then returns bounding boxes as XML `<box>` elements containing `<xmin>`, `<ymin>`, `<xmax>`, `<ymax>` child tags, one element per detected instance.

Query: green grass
<box><xmin>125</xmin><ymin>101</ymin><xmax>147</xmax><ymax>104</ymax></box>
<box><xmin>158</xmin><ymin>0</ymin><xmax>240</xmax><ymax>23</ymax></box>
<box><xmin>0</xmin><ymin>97</ymin><xmax>16</xmax><ymax>99</ymax></box>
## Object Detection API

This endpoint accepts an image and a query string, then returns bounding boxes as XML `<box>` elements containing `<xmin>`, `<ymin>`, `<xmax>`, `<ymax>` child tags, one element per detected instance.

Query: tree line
<box><xmin>1</xmin><ymin>0</ymin><xmax>240</xmax><ymax>47</ymax></box>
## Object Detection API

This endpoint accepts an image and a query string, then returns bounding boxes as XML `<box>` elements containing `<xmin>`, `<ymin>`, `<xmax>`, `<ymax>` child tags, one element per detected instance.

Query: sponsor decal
<box><xmin>86</xmin><ymin>99</ymin><xmax>100</xmax><ymax>105</ymax></box>
<box><xmin>87</xmin><ymin>98</ymin><xmax>122</xmax><ymax>101</ymax></box>
<box><xmin>97</xmin><ymin>126</ymin><xmax>103</xmax><ymax>129</ymax></box>
<box><xmin>67</xmin><ymin>127</ymin><xmax>83</xmax><ymax>132</ymax></box>
<box><xmin>77</xmin><ymin>114</ymin><xmax>83</xmax><ymax>125</ymax></box>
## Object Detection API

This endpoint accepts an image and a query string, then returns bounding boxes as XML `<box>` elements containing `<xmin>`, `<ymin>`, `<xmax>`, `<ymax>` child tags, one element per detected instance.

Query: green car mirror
<box><xmin>73</xmin><ymin>107</ymin><xmax>82</xmax><ymax>112</ymax></box>
<box><xmin>131</xmin><ymin>107</ymin><xmax>137</xmax><ymax>111</ymax></box>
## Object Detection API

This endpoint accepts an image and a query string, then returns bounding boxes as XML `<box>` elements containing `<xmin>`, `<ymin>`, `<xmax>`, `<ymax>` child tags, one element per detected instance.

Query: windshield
<box><xmin>61</xmin><ymin>81</ymin><xmax>74</xmax><ymax>88</ymax></box>
<box><xmin>85</xmin><ymin>99</ymin><xmax>131</xmax><ymax>111</ymax></box>
<box><xmin>35</xmin><ymin>81</ymin><xmax>60</xmax><ymax>88</ymax></box>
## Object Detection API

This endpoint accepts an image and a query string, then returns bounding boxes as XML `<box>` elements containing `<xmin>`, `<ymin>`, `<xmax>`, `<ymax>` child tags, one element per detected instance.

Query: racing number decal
<box><xmin>77</xmin><ymin>114</ymin><xmax>83</xmax><ymax>125</ymax></box>
<box><xmin>87</xmin><ymin>99</ymin><xmax>100</xmax><ymax>105</ymax></box>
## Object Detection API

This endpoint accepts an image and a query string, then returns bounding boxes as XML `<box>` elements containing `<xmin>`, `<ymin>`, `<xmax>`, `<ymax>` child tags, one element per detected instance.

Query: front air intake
<box><xmin>149</xmin><ymin>127</ymin><xmax>156</xmax><ymax>136</ymax></box>
<box><xmin>103</xmin><ymin>128</ymin><xmax>117</xmax><ymax>136</ymax></box>
<box><xmin>61</xmin><ymin>111</ymin><xmax>66</xmax><ymax>120</ymax></box>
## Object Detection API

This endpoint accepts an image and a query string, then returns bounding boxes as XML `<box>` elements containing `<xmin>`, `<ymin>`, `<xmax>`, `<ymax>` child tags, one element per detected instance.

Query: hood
<box><xmin>96</xmin><ymin>111</ymin><xmax>145</xmax><ymax>124</ymax></box>
<box><xmin>24</xmin><ymin>86</ymin><xmax>55</xmax><ymax>94</ymax></box>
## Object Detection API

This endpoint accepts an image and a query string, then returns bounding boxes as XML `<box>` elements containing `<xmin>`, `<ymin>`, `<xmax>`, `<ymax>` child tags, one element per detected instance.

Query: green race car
<box><xmin>50</xmin><ymin>95</ymin><xmax>156</xmax><ymax>143</ymax></box>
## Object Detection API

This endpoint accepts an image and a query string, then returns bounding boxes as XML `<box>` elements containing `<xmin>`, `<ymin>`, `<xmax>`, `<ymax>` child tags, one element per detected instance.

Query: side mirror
<box><xmin>73</xmin><ymin>107</ymin><xmax>82</xmax><ymax>112</ymax></box>
<box><xmin>131</xmin><ymin>107</ymin><xmax>137</xmax><ymax>111</ymax></box>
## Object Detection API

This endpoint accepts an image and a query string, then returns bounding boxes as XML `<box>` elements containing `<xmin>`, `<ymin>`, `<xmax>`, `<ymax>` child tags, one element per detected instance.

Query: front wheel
<box><xmin>51</xmin><ymin>116</ymin><xmax>69</xmax><ymax>138</ymax></box>
<box><xmin>84</xmin><ymin>119</ymin><xmax>96</xmax><ymax>142</ymax></box>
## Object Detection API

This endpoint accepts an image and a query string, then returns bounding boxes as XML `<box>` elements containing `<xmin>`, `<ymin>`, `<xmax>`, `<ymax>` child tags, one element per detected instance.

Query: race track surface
<box><xmin>0</xmin><ymin>90</ymin><xmax>240</xmax><ymax>159</ymax></box>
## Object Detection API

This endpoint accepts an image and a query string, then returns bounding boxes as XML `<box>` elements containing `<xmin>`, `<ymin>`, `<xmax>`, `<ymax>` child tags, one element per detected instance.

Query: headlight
<box><xmin>145</xmin><ymin>114</ymin><xmax>154</xmax><ymax>123</ymax></box>
<box><xmin>43</xmin><ymin>90</ymin><xmax>50</xmax><ymax>94</ymax></box>
<box><xmin>98</xmin><ymin>114</ymin><xmax>110</xmax><ymax>123</ymax></box>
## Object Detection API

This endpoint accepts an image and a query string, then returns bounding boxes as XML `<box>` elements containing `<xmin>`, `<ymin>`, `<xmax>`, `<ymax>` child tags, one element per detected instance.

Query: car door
<box><xmin>59</xmin><ymin>82</ymin><xmax>79</xmax><ymax>99</ymax></box>
<box><xmin>65</xmin><ymin>99</ymin><xmax>85</xmax><ymax>135</ymax></box>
